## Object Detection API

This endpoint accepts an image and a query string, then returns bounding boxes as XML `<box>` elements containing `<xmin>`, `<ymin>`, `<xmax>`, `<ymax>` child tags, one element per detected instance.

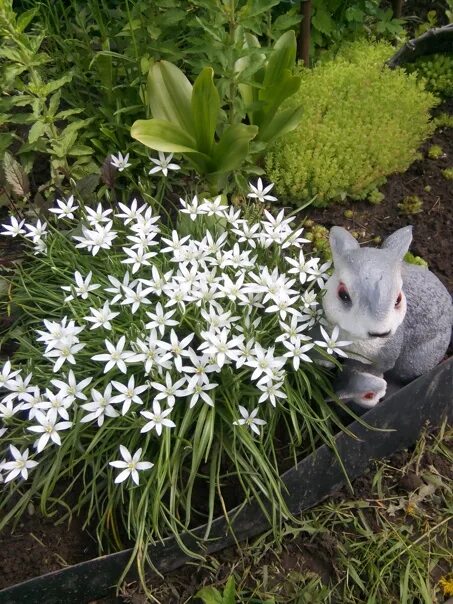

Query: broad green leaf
<box><xmin>193</xmin><ymin>586</ymin><xmax>223</xmax><ymax>604</ymax></box>
<box><xmin>239</xmin><ymin>0</ymin><xmax>280</xmax><ymax>18</ymax></box>
<box><xmin>131</xmin><ymin>118</ymin><xmax>197</xmax><ymax>153</ymax></box>
<box><xmin>312</xmin><ymin>7</ymin><xmax>335</xmax><ymax>35</ymax></box>
<box><xmin>48</xmin><ymin>90</ymin><xmax>62</xmax><ymax>117</ymax></box>
<box><xmin>191</xmin><ymin>67</ymin><xmax>219</xmax><ymax>155</ymax></box>
<box><xmin>256</xmin><ymin>104</ymin><xmax>303</xmax><ymax>144</ymax></box>
<box><xmin>28</xmin><ymin>120</ymin><xmax>47</xmax><ymax>144</ymax></box>
<box><xmin>147</xmin><ymin>61</ymin><xmax>194</xmax><ymax>135</ymax></box>
<box><xmin>0</xmin><ymin>133</ymin><xmax>14</xmax><ymax>157</ymax></box>
<box><xmin>257</xmin><ymin>73</ymin><xmax>301</xmax><ymax>125</ymax></box>
<box><xmin>67</xmin><ymin>145</ymin><xmax>93</xmax><ymax>157</ymax></box>
<box><xmin>211</xmin><ymin>124</ymin><xmax>258</xmax><ymax>174</ymax></box>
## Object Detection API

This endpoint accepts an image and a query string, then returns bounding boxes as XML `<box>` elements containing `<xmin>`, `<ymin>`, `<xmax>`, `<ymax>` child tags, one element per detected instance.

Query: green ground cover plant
<box><xmin>265</xmin><ymin>39</ymin><xmax>437</xmax><ymax>206</ymax></box>
<box><xmin>406</xmin><ymin>53</ymin><xmax>453</xmax><ymax>98</ymax></box>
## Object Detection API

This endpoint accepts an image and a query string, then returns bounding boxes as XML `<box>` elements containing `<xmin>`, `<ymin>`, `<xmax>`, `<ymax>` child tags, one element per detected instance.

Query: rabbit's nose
<box><xmin>368</xmin><ymin>330</ymin><xmax>391</xmax><ymax>338</ymax></box>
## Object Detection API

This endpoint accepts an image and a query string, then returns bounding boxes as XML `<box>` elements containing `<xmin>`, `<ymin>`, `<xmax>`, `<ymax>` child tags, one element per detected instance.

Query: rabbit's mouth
<box><xmin>368</xmin><ymin>330</ymin><xmax>391</xmax><ymax>338</ymax></box>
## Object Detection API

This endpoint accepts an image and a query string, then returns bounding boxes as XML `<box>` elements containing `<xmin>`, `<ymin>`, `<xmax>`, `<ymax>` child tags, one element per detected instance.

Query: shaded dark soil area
<box><xmin>0</xmin><ymin>506</ymin><xmax>97</xmax><ymax>590</ymax></box>
<box><xmin>305</xmin><ymin>100</ymin><xmax>453</xmax><ymax>292</ymax></box>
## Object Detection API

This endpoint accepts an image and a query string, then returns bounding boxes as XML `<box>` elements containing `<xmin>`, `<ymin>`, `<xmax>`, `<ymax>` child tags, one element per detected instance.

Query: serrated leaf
<box><xmin>147</xmin><ymin>61</ymin><xmax>194</xmax><ymax>135</ymax></box>
<box><xmin>41</xmin><ymin>74</ymin><xmax>73</xmax><ymax>97</ymax></box>
<box><xmin>2</xmin><ymin>152</ymin><xmax>29</xmax><ymax>197</ymax></box>
<box><xmin>239</xmin><ymin>0</ymin><xmax>280</xmax><ymax>18</ymax></box>
<box><xmin>312</xmin><ymin>7</ymin><xmax>335</xmax><ymax>35</ymax></box>
<box><xmin>194</xmin><ymin>585</ymin><xmax>223</xmax><ymax>604</ymax></box>
<box><xmin>191</xmin><ymin>67</ymin><xmax>219</xmax><ymax>155</ymax></box>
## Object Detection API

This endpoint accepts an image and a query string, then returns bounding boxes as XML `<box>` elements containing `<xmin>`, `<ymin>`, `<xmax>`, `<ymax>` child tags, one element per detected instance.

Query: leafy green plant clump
<box><xmin>0</xmin><ymin>165</ymin><xmax>347</xmax><ymax>587</ymax></box>
<box><xmin>406</xmin><ymin>53</ymin><xmax>453</xmax><ymax>98</ymax></box>
<box><xmin>265</xmin><ymin>40</ymin><xmax>437</xmax><ymax>207</ymax></box>
<box><xmin>442</xmin><ymin>167</ymin><xmax>453</xmax><ymax>180</ymax></box>
<box><xmin>397</xmin><ymin>195</ymin><xmax>423</xmax><ymax>215</ymax></box>
<box><xmin>404</xmin><ymin>251</ymin><xmax>428</xmax><ymax>267</ymax></box>
<box><xmin>427</xmin><ymin>144</ymin><xmax>444</xmax><ymax>160</ymax></box>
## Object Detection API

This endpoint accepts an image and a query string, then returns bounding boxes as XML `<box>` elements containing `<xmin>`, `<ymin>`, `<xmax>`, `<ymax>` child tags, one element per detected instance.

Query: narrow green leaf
<box><xmin>263</xmin><ymin>30</ymin><xmax>297</xmax><ymax>90</ymax></box>
<box><xmin>191</xmin><ymin>67</ymin><xmax>219</xmax><ymax>155</ymax></box>
<box><xmin>28</xmin><ymin>120</ymin><xmax>47</xmax><ymax>144</ymax></box>
<box><xmin>211</xmin><ymin>124</ymin><xmax>258</xmax><ymax>174</ymax></box>
<box><xmin>147</xmin><ymin>61</ymin><xmax>194</xmax><ymax>135</ymax></box>
<box><xmin>223</xmin><ymin>575</ymin><xmax>236</xmax><ymax>604</ymax></box>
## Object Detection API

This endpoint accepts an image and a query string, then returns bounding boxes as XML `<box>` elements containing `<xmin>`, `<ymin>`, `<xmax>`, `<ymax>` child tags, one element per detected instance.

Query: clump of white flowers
<box><xmin>0</xmin><ymin>174</ymin><xmax>348</xmax><ymax>541</ymax></box>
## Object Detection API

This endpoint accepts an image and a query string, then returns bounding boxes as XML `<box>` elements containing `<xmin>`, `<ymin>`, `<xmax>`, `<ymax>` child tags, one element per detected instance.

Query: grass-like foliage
<box><xmin>0</xmin><ymin>168</ymin><xmax>350</xmax><ymax>582</ymax></box>
<box><xmin>265</xmin><ymin>40</ymin><xmax>438</xmax><ymax>206</ymax></box>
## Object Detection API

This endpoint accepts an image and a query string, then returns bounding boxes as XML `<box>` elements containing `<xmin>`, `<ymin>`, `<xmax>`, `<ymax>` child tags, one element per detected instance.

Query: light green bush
<box><xmin>265</xmin><ymin>40</ymin><xmax>438</xmax><ymax>207</ymax></box>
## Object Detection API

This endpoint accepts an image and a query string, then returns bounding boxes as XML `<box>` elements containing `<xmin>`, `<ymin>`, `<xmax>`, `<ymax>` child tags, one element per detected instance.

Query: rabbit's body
<box><xmin>322</xmin><ymin>226</ymin><xmax>453</xmax><ymax>407</ymax></box>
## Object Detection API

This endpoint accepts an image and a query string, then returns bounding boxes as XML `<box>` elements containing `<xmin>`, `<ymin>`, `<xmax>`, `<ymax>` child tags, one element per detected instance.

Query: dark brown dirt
<box><xmin>305</xmin><ymin>100</ymin><xmax>453</xmax><ymax>292</ymax></box>
<box><xmin>0</xmin><ymin>506</ymin><xmax>97</xmax><ymax>590</ymax></box>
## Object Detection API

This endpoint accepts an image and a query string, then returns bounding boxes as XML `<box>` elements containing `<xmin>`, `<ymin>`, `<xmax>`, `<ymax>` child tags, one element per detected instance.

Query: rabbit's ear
<box><xmin>381</xmin><ymin>226</ymin><xmax>413</xmax><ymax>259</ymax></box>
<box><xmin>329</xmin><ymin>227</ymin><xmax>359</xmax><ymax>263</ymax></box>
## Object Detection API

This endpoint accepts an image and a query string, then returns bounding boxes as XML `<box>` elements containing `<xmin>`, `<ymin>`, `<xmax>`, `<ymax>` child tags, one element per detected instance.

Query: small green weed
<box><xmin>397</xmin><ymin>195</ymin><xmax>423</xmax><ymax>215</ymax></box>
<box><xmin>427</xmin><ymin>145</ymin><xmax>444</xmax><ymax>160</ymax></box>
<box><xmin>441</xmin><ymin>167</ymin><xmax>453</xmax><ymax>180</ymax></box>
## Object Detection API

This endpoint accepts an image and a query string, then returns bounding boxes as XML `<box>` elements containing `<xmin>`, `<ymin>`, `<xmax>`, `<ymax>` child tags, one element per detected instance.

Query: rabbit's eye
<box><xmin>337</xmin><ymin>283</ymin><xmax>351</xmax><ymax>304</ymax></box>
<box><xmin>395</xmin><ymin>292</ymin><xmax>402</xmax><ymax>308</ymax></box>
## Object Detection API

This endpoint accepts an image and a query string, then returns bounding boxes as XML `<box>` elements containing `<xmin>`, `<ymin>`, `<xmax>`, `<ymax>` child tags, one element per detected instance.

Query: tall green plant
<box><xmin>131</xmin><ymin>31</ymin><xmax>303</xmax><ymax>192</ymax></box>
<box><xmin>0</xmin><ymin>0</ymin><xmax>97</xmax><ymax>197</ymax></box>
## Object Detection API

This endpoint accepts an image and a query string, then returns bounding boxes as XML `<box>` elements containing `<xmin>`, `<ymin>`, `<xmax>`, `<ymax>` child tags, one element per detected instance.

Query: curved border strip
<box><xmin>386</xmin><ymin>23</ymin><xmax>453</xmax><ymax>67</ymax></box>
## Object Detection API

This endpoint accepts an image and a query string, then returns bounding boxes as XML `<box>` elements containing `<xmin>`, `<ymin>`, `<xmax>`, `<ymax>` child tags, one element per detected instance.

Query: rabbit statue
<box><xmin>322</xmin><ymin>226</ymin><xmax>453</xmax><ymax>408</ymax></box>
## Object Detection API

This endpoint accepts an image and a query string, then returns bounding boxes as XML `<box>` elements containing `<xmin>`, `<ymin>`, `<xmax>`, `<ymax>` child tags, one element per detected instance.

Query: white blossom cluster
<box><xmin>0</xmin><ymin>179</ymin><xmax>350</xmax><ymax>486</ymax></box>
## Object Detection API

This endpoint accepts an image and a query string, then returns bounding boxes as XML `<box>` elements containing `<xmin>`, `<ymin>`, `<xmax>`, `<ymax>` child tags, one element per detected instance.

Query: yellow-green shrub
<box><xmin>265</xmin><ymin>40</ymin><xmax>437</xmax><ymax>206</ymax></box>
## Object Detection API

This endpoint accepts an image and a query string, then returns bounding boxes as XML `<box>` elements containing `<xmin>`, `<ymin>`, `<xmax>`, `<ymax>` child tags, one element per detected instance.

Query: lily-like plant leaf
<box><xmin>191</xmin><ymin>67</ymin><xmax>220</xmax><ymax>156</ymax></box>
<box><xmin>257</xmin><ymin>104</ymin><xmax>304</xmax><ymax>145</ymax></box>
<box><xmin>147</xmin><ymin>60</ymin><xmax>194</xmax><ymax>135</ymax></box>
<box><xmin>211</xmin><ymin>123</ymin><xmax>259</xmax><ymax>174</ymax></box>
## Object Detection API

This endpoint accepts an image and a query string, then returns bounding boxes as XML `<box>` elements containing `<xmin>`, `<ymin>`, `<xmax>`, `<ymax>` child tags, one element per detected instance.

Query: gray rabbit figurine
<box><xmin>322</xmin><ymin>226</ymin><xmax>453</xmax><ymax>408</ymax></box>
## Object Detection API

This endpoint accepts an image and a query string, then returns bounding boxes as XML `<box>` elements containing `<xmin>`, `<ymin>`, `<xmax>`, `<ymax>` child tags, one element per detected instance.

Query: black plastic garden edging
<box><xmin>386</xmin><ymin>23</ymin><xmax>453</xmax><ymax>68</ymax></box>
<box><xmin>0</xmin><ymin>356</ymin><xmax>452</xmax><ymax>604</ymax></box>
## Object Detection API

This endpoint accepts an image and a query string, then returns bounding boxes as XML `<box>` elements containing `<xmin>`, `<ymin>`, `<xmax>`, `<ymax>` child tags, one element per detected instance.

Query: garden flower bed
<box><xmin>0</xmin><ymin>0</ymin><xmax>452</xmax><ymax>601</ymax></box>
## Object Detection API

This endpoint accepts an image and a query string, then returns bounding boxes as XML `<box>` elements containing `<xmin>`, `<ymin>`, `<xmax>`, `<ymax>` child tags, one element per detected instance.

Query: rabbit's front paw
<box><xmin>351</xmin><ymin>375</ymin><xmax>387</xmax><ymax>408</ymax></box>
<box><xmin>335</xmin><ymin>371</ymin><xmax>387</xmax><ymax>408</ymax></box>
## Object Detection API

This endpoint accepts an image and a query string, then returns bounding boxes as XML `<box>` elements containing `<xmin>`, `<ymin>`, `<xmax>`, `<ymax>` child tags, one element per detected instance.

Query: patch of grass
<box><xmin>128</xmin><ymin>423</ymin><xmax>452</xmax><ymax>603</ymax></box>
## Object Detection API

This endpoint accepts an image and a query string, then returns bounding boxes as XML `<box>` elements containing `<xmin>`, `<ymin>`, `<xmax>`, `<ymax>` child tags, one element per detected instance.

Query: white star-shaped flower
<box><xmin>148</xmin><ymin>152</ymin><xmax>180</xmax><ymax>177</ymax></box>
<box><xmin>247</xmin><ymin>178</ymin><xmax>277</xmax><ymax>203</ymax></box>
<box><xmin>2</xmin><ymin>445</ymin><xmax>38</xmax><ymax>482</ymax></box>
<box><xmin>233</xmin><ymin>406</ymin><xmax>266</xmax><ymax>436</ymax></box>
<box><xmin>109</xmin><ymin>445</ymin><xmax>153</xmax><ymax>485</ymax></box>
<box><xmin>110</xmin><ymin>151</ymin><xmax>131</xmax><ymax>172</ymax></box>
